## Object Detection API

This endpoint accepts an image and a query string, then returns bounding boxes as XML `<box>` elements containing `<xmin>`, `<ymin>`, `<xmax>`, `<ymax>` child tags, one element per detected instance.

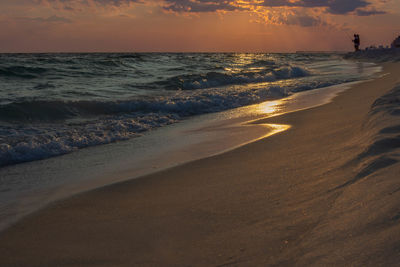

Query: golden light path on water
<box><xmin>257</xmin><ymin>99</ymin><xmax>284</xmax><ymax>115</ymax></box>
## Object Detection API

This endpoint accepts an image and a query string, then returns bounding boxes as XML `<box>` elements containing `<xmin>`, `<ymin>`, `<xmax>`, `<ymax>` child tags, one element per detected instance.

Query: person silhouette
<box><xmin>353</xmin><ymin>34</ymin><xmax>360</xmax><ymax>51</ymax></box>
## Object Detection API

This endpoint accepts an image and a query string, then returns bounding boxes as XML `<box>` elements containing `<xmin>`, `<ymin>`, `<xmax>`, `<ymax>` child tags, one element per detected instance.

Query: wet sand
<box><xmin>1</xmin><ymin>63</ymin><xmax>400</xmax><ymax>266</ymax></box>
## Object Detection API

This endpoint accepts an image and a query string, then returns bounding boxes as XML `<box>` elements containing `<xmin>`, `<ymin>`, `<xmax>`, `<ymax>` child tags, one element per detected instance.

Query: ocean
<box><xmin>0</xmin><ymin>52</ymin><xmax>383</xmax><ymax>230</ymax></box>
<box><xmin>0</xmin><ymin>53</ymin><xmax>378</xmax><ymax>166</ymax></box>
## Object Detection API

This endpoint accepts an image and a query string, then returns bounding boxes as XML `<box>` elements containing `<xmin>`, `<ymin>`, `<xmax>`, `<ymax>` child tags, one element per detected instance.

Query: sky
<box><xmin>0</xmin><ymin>0</ymin><xmax>399</xmax><ymax>52</ymax></box>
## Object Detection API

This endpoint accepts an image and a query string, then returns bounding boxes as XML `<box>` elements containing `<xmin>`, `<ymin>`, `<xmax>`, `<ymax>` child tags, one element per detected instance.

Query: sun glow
<box><xmin>0</xmin><ymin>0</ymin><xmax>397</xmax><ymax>52</ymax></box>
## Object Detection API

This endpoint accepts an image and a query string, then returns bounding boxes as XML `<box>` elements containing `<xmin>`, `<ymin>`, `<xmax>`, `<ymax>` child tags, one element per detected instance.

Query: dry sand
<box><xmin>1</xmin><ymin>63</ymin><xmax>400</xmax><ymax>266</ymax></box>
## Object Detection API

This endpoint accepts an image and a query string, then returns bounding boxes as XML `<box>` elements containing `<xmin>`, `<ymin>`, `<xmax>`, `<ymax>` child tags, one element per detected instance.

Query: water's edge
<box><xmin>0</xmin><ymin>76</ymin><xmax>379</xmax><ymax>233</ymax></box>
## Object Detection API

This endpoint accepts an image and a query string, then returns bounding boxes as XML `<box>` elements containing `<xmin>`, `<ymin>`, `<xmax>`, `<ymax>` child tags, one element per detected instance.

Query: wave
<box><xmin>0</xmin><ymin>72</ymin><xmax>353</xmax><ymax>125</ymax></box>
<box><xmin>0</xmin><ymin>53</ymin><xmax>374</xmax><ymax>167</ymax></box>
<box><xmin>244</xmin><ymin>59</ymin><xmax>276</xmax><ymax>68</ymax></box>
<box><xmin>0</xmin><ymin>85</ymin><xmax>290</xmax><ymax>122</ymax></box>
<box><xmin>0</xmin><ymin>66</ymin><xmax>48</xmax><ymax>79</ymax></box>
<box><xmin>0</xmin><ymin>55</ymin><xmax>144</xmax><ymax>80</ymax></box>
<box><xmin>0</xmin><ymin>54</ymin><xmax>311</xmax><ymax>95</ymax></box>
<box><xmin>0</xmin><ymin>113</ymin><xmax>178</xmax><ymax>167</ymax></box>
<box><xmin>32</xmin><ymin>82</ymin><xmax>56</xmax><ymax>90</ymax></box>
<box><xmin>0</xmin><ymin>82</ymin><xmax>292</xmax><ymax>166</ymax></box>
<box><xmin>0</xmin><ymin>77</ymin><xmax>353</xmax><ymax>167</ymax></box>
<box><xmin>159</xmin><ymin>66</ymin><xmax>310</xmax><ymax>90</ymax></box>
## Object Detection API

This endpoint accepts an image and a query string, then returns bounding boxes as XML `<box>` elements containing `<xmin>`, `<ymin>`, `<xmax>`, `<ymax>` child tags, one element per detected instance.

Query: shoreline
<box><xmin>1</xmin><ymin>62</ymin><xmax>400</xmax><ymax>265</ymax></box>
<box><xmin>0</xmin><ymin>79</ymin><xmax>366</xmax><ymax>233</ymax></box>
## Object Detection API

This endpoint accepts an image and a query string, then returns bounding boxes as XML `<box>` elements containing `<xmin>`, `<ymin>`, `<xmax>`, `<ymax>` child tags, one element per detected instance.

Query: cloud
<box><xmin>160</xmin><ymin>0</ymin><xmax>343</xmax><ymax>28</ymax></box>
<box><xmin>161</xmin><ymin>0</ymin><xmax>384</xmax><ymax>18</ymax></box>
<box><xmin>355</xmin><ymin>8</ymin><xmax>386</xmax><ymax>16</ymax></box>
<box><xmin>259</xmin><ymin>0</ymin><xmax>369</xmax><ymax>14</ymax></box>
<box><xmin>20</xmin><ymin>15</ymin><xmax>72</xmax><ymax>23</ymax></box>
<box><xmin>326</xmin><ymin>0</ymin><xmax>369</xmax><ymax>14</ymax></box>
<box><xmin>254</xmin><ymin>8</ymin><xmax>330</xmax><ymax>28</ymax></box>
<box><xmin>39</xmin><ymin>0</ymin><xmax>387</xmax><ymax>18</ymax></box>
<box><xmin>285</xmin><ymin>14</ymin><xmax>323</xmax><ymax>27</ymax></box>
<box><xmin>43</xmin><ymin>0</ymin><xmax>143</xmax><ymax>7</ymax></box>
<box><xmin>163</xmin><ymin>0</ymin><xmax>241</xmax><ymax>13</ymax></box>
<box><xmin>91</xmin><ymin>0</ymin><xmax>142</xmax><ymax>5</ymax></box>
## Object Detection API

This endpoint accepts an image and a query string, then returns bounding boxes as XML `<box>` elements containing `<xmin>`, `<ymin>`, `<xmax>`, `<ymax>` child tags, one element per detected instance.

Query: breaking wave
<box><xmin>159</xmin><ymin>66</ymin><xmax>310</xmax><ymax>90</ymax></box>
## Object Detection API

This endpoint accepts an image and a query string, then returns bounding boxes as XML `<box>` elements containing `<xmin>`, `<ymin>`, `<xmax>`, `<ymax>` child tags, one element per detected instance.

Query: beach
<box><xmin>1</xmin><ymin>53</ymin><xmax>378</xmax><ymax>231</ymax></box>
<box><xmin>0</xmin><ymin>61</ymin><xmax>399</xmax><ymax>266</ymax></box>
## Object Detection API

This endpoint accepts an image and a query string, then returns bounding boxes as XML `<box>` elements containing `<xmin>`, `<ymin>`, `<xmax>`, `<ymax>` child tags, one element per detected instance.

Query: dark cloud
<box><xmin>45</xmin><ymin>0</ymin><xmax>386</xmax><ymax>18</ymax></box>
<box><xmin>325</xmin><ymin>0</ymin><xmax>369</xmax><ymax>14</ymax></box>
<box><xmin>355</xmin><ymin>8</ymin><xmax>386</xmax><ymax>16</ymax></box>
<box><xmin>43</xmin><ymin>0</ymin><xmax>387</xmax><ymax>20</ymax></box>
<box><xmin>163</xmin><ymin>0</ymin><xmax>241</xmax><ymax>13</ymax></box>
<box><xmin>47</xmin><ymin>0</ymin><xmax>143</xmax><ymax>6</ymax></box>
<box><xmin>91</xmin><ymin>0</ymin><xmax>143</xmax><ymax>5</ymax></box>
<box><xmin>163</xmin><ymin>0</ymin><xmax>384</xmax><ymax>16</ymax></box>
<box><xmin>260</xmin><ymin>0</ymin><xmax>369</xmax><ymax>14</ymax></box>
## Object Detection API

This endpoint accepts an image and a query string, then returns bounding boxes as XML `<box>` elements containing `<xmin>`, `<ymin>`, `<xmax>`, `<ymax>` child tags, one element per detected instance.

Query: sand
<box><xmin>1</xmin><ymin>62</ymin><xmax>400</xmax><ymax>266</ymax></box>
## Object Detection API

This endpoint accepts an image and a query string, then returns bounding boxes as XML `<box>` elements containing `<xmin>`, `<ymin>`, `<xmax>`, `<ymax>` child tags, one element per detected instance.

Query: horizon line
<box><xmin>0</xmin><ymin>50</ymin><xmax>351</xmax><ymax>54</ymax></box>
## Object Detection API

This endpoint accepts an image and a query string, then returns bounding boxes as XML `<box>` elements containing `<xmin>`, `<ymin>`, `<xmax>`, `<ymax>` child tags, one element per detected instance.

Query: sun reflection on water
<box><xmin>257</xmin><ymin>99</ymin><xmax>284</xmax><ymax>116</ymax></box>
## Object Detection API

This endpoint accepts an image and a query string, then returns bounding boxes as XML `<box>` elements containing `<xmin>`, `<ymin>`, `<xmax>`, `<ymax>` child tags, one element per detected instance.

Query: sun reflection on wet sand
<box><xmin>256</xmin><ymin>123</ymin><xmax>291</xmax><ymax>140</ymax></box>
<box><xmin>209</xmin><ymin>123</ymin><xmax>291</xmax><ymax>157</ymax></box>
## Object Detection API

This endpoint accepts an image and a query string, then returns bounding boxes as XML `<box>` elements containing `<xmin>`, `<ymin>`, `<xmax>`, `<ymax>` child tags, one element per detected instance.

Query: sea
<box><xmin>0</xmin><ymin>53</ymin><xmax>379</xmax><ymax>166</ymax></box>
<box><xmin>0</xmin><ymin>52</ymin><xmax>382</xmax><ymax>230</ymax></box>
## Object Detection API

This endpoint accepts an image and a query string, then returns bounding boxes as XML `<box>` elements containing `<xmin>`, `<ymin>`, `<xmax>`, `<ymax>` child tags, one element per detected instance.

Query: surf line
<box><xmin>243</xmin><ymin>121</ymin><xmax>291</xmax><ymax>143</ymax></box>
<box><xmin>208</xmin><ymin>119</ymin><xmax>291</xmax><ymax>158</ymax></box>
